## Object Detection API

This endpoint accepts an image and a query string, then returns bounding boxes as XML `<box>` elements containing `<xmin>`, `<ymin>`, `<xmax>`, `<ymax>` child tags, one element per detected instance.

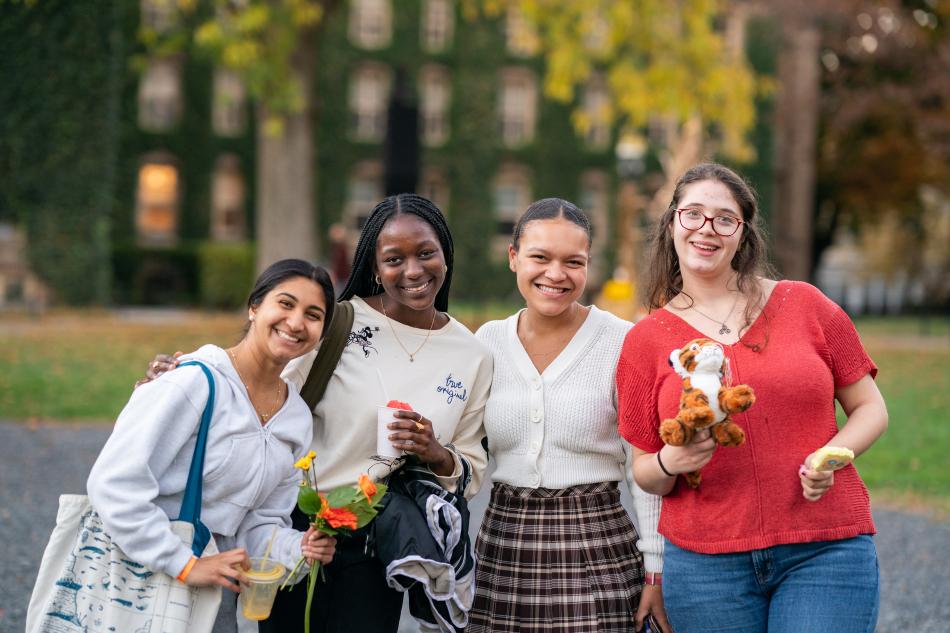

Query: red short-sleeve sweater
<box><xmin>616</xmin><ymin>281</ymin><xmax>878</xmax><ymax>554</ymax></box>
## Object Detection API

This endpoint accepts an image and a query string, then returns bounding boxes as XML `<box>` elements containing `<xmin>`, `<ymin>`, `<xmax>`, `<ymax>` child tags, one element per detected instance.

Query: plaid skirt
<box><xmin>467</xmin><ymin>481</ymin><xmax>645</xmax><ymax>633</ymax></box>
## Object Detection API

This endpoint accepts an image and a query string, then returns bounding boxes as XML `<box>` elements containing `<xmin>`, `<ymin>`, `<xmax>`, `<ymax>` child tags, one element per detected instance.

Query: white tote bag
<box><xmin>27</xmin><ymin>360</ymin><xmax>223</xmax><ymax>633</ymax></box>
<box><xmin>26</xmin><ymin>494</ymin><xmax>221</xmax><ymax>633</ymax></box>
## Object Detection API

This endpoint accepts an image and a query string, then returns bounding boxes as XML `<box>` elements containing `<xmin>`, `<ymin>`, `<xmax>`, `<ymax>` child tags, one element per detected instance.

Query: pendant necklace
<box><xmin>380</xmin><ymin>299</ymin><xmax>438</xmax><ymax>362</ymax></box>
<box><xmin>228</xmin><ymin>348</ymin><xmax>283</xmax><ymax>422</ymax></box>
<box><xmin>689</xmin><ymin>292</ymin><xmax>740</xmax><ymax>336</ymax></box>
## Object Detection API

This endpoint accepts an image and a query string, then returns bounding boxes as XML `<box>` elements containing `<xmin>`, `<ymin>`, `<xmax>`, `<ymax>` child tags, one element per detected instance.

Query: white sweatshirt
<box><xmin>87</xmin><ymin>344</ymin><xmax>313</xmax><ymax>579</ymax></box>
<box><xmin>283</xmin><ymin>297</ymin><xmax>492</xmax><ymax>497</ymax></box>
<box><xmin>475</xmin><ymin>306</ymin><xmax>664</xmax><ymax>571</ymax></box>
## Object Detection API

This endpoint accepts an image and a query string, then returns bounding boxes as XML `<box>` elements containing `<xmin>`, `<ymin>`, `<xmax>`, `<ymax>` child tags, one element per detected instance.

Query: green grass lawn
<box><xmin>1</xmin><ymin>309</ymin><xmax>947</xmax><ymax>515</ymax></box>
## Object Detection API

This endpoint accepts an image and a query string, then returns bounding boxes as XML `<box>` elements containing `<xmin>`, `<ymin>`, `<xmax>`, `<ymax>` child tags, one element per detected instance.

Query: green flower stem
<box><xmin>279</xmin><ymin>556</ymin><xmax>307</xmax><ymax>591</ymax></box>
<box><xmin>304</xmin><ymin>561</ymin><xmax>320</xmax><ymax>633</ymax></box>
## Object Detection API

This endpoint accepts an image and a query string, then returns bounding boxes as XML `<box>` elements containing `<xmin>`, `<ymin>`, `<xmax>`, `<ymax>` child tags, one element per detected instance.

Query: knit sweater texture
<box><xmin>617</xmin><ymin>281</ymin><xmax>878</xmax><ymax>554</ymax></box>
<box><xmin>283</xmin><ymin>297</ymin><xmax>492</xmax><ymax>497</ymax></box>
<box><xmin>87</xmin><ymin>344</ymin><xmax>313</xmax><ymax>579</ymax></box>
<box><xmin>476</xmin><ymin>305</ymin><xmax>664</xmax><ymax>571</ymax></box>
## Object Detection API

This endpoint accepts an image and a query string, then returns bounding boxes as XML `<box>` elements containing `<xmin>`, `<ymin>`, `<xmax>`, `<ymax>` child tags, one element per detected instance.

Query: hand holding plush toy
<box><xmin>660</xmin><ymin>338</ymin><xmax>755</xmax><ymax>488</ymax></box>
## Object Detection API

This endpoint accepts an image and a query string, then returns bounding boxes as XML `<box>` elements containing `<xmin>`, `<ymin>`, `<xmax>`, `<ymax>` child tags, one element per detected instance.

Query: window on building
<box><xmin>138</xmin><ymin>58</ymin><xmax>182</xmax><ymax>132</ymax></box>
<box><xmin>349</xmin><ymin>0</ymin><xmax>392</xmax><ymax>50</ymax></box>
<box><xmin>212</xmin><ymin>68</ymin><xmax>246</xmax><ymax>137</ymax></box>
<box><xmin>498</xmin><ymin>68</ymin><xmax>537</xmax><ymax>147</ymax></box>
<box><xmin>419</xmin><ymin>167</ymin><xmax>450</xmax><ymax>214</ymax></box>
<box><xmin>350</xmin><ymin>63</ymin><xmax>391</xmax><ymax>142</ymax></box>
<box><xmin>582</xmin><ymin>9</ymin><xmax>609</xmax><ymax>54</ymax></box>
<box><xmin>505</xmin><ymin>6</ymin><xmax>540</xmax><ymax>56</ymax></box>
<box><xmin>579</xmin><ymin>170</ymin><xmax>609</xmax><ymax>284</ymax></box>
<box><xmin>419</xmin><ymin>65</ymin><xmax>451</xmax><ymax>147</ymax></box>
<box><xmin>421</xmin><ymin>0</ymin><xmax>454</xmax><ymax>53</ymax></box>
<box><xmin>140</xmin><ymin>0</ymin><xmax>175</xmax><ymax>33</ymax></box>
<box><xmin>492</xmin><ymin>164</ymin><xmax>532</xmax><ymax>238</ymax></box>
<box><xmin>211</xmin><ymin>155</ymin><xmax>246</xmax><ymax>242</ymax></box>
<box><xmin>136</xmin><ymin>156</ymin><xmax>179</xmax><ymax>246</ymax></box>
<box><xmin>583</xmin><ymin>73</ymin><xmax>611</xmax><ymax>150</ymax></box>
<box><xmin>344</xmin><ymin>162</ymin><xmax>384</xmax><ymax>231</ymax></box>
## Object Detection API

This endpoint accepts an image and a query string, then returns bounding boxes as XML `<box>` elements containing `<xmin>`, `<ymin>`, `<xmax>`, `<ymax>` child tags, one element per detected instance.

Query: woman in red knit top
<box><xmin>616</xmin><ymin>163</ymin><xmax>888</xmax><ymax>633</ymax></box>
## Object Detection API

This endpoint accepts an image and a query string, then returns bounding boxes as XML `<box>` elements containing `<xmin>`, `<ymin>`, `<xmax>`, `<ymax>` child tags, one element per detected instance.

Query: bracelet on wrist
<box><xmin>656</xmin><ymin>449</ymin><xmax>675</xmax><ymax>478</ymax></box>
<box><xmin>645</xmin><ymin>571</ymin><xmax>663</xmax><ymax>586</ymax></box>
<box><xmin>176</xmin><ymin>555</ymin><xmax>198</xmax><ymax>583</ymax></box>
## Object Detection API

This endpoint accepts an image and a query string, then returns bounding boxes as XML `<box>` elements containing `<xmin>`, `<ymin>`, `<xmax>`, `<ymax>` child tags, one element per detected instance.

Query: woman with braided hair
<box><xmin>143</xmin><ymin>194</ymin><xmax>492</xmax><ymax>633</ymax></box>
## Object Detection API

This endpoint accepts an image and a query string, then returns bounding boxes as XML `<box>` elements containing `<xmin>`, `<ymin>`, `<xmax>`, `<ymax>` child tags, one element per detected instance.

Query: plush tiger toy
<box><xmin>661</xmin><ymin>338</ymin><xmax>755</xmax><ymax>488</ymax></box>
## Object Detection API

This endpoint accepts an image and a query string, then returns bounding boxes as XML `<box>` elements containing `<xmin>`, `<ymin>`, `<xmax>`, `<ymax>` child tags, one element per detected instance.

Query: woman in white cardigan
<box><xmin>469</xmin><ymin>199</ymin><xmax>669</xmax><ymax>633</ymax></box>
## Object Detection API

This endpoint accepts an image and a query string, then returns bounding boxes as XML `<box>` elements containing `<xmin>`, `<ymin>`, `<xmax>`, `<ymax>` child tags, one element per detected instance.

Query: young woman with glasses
<box><xmin>616</xmin><ymin>163</ymin><xmax>888</xmax><ymax>633</ymax></box>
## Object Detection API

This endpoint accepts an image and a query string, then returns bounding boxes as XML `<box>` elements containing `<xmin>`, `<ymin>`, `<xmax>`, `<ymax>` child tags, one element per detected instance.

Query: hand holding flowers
<box><xmin>281</xmin><ymin>451</ymin><xmax>388</xmax><ymax>633</ymax></box>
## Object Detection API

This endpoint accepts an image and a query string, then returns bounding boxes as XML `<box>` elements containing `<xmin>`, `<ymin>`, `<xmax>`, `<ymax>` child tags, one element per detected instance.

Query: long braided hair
<box><xmin>338</xmin><ymin>193</ymin><xmax>454</xmax><ymax>312</ymax></box>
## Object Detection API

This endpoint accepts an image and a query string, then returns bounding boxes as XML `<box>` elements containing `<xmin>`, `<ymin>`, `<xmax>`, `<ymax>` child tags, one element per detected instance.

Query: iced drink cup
<box><xmin>376</xmin><ymin>406</ymin><xmax>402</xmax><ymax>459</ymax></box>
<box><xmin>239</xmin><ymin>558</ymin><xmax>286</xmax><ymax>621</ymax></box>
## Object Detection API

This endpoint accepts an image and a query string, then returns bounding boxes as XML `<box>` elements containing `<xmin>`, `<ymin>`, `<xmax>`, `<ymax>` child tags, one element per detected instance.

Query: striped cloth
<box><xmin>468</xmin><ymin>481</ymin><xmax>645</xmax><ymax>633</ymax></box>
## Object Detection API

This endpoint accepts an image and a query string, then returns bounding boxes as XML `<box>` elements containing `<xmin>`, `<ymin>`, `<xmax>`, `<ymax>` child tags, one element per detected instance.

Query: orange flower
<box><xmin>318</xmin><ymin>505</ymin><xmax>358</xmax><ymax>530</ymax></box>
<box><xmin>358</xmin><ymin>473</ymin><xmax>377</xmax><ymax>503</ymax></box>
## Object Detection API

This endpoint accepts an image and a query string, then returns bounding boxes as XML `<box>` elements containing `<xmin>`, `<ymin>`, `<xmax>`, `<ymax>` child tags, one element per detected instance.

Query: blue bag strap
<box><xmin>175</xmin><ymin>360</ymin><xmax>215</xmax><ymax>556</ymax></box>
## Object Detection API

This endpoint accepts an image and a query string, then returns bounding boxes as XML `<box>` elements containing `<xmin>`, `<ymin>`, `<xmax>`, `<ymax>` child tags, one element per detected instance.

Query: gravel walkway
<box><xmin>2</xmin><ymin>420</ymin><xmax>946</xmax><ymax>633</ymax></box>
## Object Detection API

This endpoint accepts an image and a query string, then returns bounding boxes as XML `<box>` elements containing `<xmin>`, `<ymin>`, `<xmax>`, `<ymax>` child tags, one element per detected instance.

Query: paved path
<box><xmin>2</xmin><ymin>421</ymin><xmax>947</xmax><ymax>632</ymax></box>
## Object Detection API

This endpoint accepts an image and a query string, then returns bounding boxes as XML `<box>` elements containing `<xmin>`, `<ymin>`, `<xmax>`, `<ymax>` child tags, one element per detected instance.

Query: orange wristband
<box><xmin>176</xmin><ymin>555</ymin><xmax>198</xmax><ymax>582</ymax></box>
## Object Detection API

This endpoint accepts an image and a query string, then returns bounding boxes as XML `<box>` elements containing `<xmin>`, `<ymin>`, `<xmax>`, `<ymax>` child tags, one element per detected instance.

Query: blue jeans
<box><xmin>664</xmin><ymin>536</ymin><xmax>879</xmax><ymax>633</ymax></box>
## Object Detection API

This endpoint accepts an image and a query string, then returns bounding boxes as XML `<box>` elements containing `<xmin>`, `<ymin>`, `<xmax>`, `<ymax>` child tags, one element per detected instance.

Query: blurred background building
<box><xmin>0</xmin><ymin>0</ymin><xmax>947</xmax><ymax>315</ymax></box>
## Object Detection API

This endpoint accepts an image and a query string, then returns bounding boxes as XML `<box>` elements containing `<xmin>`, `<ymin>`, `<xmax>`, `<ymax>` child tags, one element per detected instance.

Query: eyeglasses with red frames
<box><xmin>676</xmin><ymin>208</ymin><xmax>745</xmax><ymax>237</ymax></box>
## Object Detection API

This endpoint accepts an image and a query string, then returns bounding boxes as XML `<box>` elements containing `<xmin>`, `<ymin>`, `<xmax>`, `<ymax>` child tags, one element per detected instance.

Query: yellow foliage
<box><xmin>194</xmin><ymin>21</ymin><xmax>222</xmax><ymax>48</ymax></box>
<box><xmin>176</xmin><ymin>0</ymin><xmax>197</xmax><ymax>13</ymax></box>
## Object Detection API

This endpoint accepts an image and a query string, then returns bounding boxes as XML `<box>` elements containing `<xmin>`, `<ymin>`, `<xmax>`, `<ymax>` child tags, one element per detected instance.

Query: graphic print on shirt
<box><xmin>436</xmin><ymin>373</ymin><xmax>468</xmax><ymax>405</ymax></box>
<box><xmin>346</xmin><ymin>326</ymin><xmax>381</xmax><ymax>358</ymax></box>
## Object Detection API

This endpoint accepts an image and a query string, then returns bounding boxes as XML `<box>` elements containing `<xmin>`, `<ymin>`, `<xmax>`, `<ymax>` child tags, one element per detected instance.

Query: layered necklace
<box><xmin>380</xmin><ymin>299</ymin><xmax>438</xmax><ymax>362</ymax></box>
<box><xmin>688</xmin><ymin>292</ymin><xmax>740</xmax><ymax>336</ymax></box>
<box><xmin>227</xmin><ymin>348</ymin><xmax>284</xmax><ymax>422</ymax></box>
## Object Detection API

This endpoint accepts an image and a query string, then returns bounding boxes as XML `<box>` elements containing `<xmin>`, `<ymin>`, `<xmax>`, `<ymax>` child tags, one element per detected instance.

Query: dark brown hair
<box><xmin>512</xmin><ymin>198</ymin><xmax>592</xmax><ymax>250</ymax></box>
<box><xmin>643</xmin><ymin>163</ymin><xmax>774</xmax><ymax>337</ymax></box>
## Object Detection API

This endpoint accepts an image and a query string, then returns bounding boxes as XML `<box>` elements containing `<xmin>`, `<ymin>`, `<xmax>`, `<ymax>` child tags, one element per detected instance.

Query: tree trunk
<box><xmin>772</xmin><ymin>19</ymin><xmax>820</xmax><ymax>281</ymax></box>
<box><xmin>254</xmin><ymin>40</ymin><xmax>318</xmax><ymax>273</ymax></box>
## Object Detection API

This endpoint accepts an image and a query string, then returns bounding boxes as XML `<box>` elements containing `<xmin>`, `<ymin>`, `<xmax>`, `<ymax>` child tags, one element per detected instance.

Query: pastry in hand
<box><xmin>808</xmin><ymin>446</ymin><xmax>855</xmax><ymax>472</ymax></box>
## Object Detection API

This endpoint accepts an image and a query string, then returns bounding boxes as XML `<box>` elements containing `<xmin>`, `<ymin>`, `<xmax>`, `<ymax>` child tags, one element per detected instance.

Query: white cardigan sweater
<box><xmin>475</xmin><ymin>306</ymin><xmax>663</xmax><ymax>571</ymax></box>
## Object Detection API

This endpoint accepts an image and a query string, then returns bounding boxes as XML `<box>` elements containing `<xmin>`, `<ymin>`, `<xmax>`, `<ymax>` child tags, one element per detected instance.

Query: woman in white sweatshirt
<box><xmin>87</xmin><ymin>259</ymin><xmax>338</xmax><ymax>624</ymax></box>
<box><xmin>469</xmin><ymin>199</ymin><xmax>669</xmax><ymax>633</ymax></box>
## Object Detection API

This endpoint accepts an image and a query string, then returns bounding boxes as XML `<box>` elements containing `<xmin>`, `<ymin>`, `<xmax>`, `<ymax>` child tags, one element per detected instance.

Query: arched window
<box><xmin>136</xmin><ymin>154</ymin><xmax>179</xmax><ymax>246</ymax></box>
<box><xmin>211</xmin><ymin>154</ymin><xmax>246</xmax><ymax>241</ymax></box>
<box><xmin>344</xmin><ymin>161</ymin><xmax>384</xmax><ymax>232</ymax></box>
<box><xmin>582</xmin><ymin>73</ymin><xmax>611</xmax><ymax>150</ymax></box>
<box><xmin>498</xmin><ymin>67</ymin><xmax>537</xmax><ymax>147</ymax></box>
<box><xmin>419</xmin><ymin>166</ymin><xmax>450</xmax><ymax>215</ymax></box>
<box><xmin>349</xmin><ymin>62</ymin><xmax>392</xmax><ymax>142</ymax></box>
<box><xmin>212</xmin><ymin>68</ymin><xmax>246</xmax><ymax>137</ymax></box>
<box><xmin>138</xmin><ymin>59</ymin><xmax>182</xmax><ymax>132</ymax></box>
<box><xmin>421</xmin><ymin>0</ymin><xmax>454</xmax><ymax>53</ymax></box>
<box><xmin>349</xmin><ymin>0</ymin><xmax>392</xmax><ymax>50</ymax></box>
<box><xmin>419</xmin><ymin>64</ymin><xmax>451</xmax><ymax>147</ymax></box>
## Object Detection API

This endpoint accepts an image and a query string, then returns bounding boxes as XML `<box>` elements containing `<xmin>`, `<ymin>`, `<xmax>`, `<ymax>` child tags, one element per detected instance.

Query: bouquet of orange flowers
<box><xmin>281</xmin><ymin>451</ymin><xmax>387</xmax><ymax>633</ymax></box>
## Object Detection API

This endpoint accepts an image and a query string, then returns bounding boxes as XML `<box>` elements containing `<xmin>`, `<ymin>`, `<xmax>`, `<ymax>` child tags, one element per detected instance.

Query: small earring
<box><xmin>442</xmin><ymin>264</ymin><xmax>448</xmax><ymax>273</ymax></box>
<box><xmin>374</xmin><ymin>275</ymin><xmax>381</xmax><ymax>286</ymax></box>
<box><xmin>249</xmin><ymin>315</ymin><xmax>255</xmax><ymax>322</ymax></box>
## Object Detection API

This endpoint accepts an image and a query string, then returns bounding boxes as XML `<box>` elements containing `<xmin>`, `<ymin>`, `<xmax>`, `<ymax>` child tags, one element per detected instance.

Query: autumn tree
<box><xmin>815</xmin><ymin>0</ymin><xmax>950</xmax><ymax>305</ymax></box>
<box><xmin>151</xmin><ymin>0</ymin><xmax>762</xmax><ymax>275</ymax></box>
<box><xmin>144</xmin><ymin>0</ymin><xmax>340</xmax><ymax>272</ymax></box>
<box><xmin>466</xmin><ymin>0</ymin><xmax>763</xmax><ymax>281</ymax></box>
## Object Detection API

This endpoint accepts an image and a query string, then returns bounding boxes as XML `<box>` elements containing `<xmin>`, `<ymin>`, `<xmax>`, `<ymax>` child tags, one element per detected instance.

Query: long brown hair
<box><xmin>643</xmin><ymin>163</ymin><xmax>774</xmax><ymax>337</ymax></box>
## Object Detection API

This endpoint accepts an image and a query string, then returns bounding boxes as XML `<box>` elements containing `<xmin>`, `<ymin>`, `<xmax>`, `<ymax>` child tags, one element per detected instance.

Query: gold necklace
<box><xmin>227</xmin><ymin>348</ymin><xmax>284</xmax><ymax>422</ymax></box>
<box><xmin>379</xmin><ymin>299</ymin><xmax>438</xmax><ymax>362</ymax></box>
